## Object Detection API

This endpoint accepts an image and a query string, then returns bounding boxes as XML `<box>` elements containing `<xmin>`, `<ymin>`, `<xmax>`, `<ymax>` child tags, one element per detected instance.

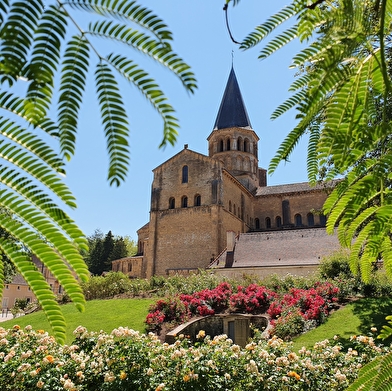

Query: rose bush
<box><xmin>146</xmin><ymin>281</ymin><xmax>340</xmax><ymax>339</ymax></box>
<box><xmin>0</xmin><ymin>324</ymin><xmax>388</xmax><ymax>390</ymax></box>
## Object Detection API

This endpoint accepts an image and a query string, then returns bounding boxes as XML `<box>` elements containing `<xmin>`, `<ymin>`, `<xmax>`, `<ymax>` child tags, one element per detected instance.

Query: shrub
<box><xmin>146</xmin><ymin>296</ymin><xmax>189</xmax><ymax>332</ymax></box>
<box><xmin>318</xmin><ymin>250</ymin><xmax>354</xmax><ymax>280</ymax></box>
<box><xmin>271</xmin><ymin>308</ymin><xmax>305</xmax><ymax>339</ymax></box>
<box><xmin>82</xmin><ymin>272</ymin><xmax>133</xmax><ymax>300</ymax></box>
<box><xmin>146</xmin><ymin>281</ymin><xmax>341</xmax><ymax>338</ymax></box>
<box><xmin>229</xmin><ymin>284</ymin><xmax>275</xmax><ymax>313</ymax></box>
<box><xmin>0</xmin><ymin>325</ymin><xmax>388</xmax><ymax>390</ymax></box>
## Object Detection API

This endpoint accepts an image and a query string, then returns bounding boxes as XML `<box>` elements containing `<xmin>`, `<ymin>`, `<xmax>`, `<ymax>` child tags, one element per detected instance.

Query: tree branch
<box><xmin>223</xmin><ymin>3</ymin><xmax>240</xmax><ymax>45</ymax></box>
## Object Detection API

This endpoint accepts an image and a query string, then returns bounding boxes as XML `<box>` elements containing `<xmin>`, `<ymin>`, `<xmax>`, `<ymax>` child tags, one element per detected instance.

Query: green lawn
<box><xmin>0</xmin><ymin>298</ymin><xmax>156</xmax><ymax>345</ymax></box>
<box><xmin>2</xmin><ymin>296</ymin><xmax>392</xmax><ymax>349</ymax></box>
<box><xmin>293</xmin><ymin>296</ymin><xmax>392</xmax><ymax>350</ymax></box>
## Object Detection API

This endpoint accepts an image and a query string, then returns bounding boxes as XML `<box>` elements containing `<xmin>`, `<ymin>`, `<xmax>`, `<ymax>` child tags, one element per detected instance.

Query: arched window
<box><xmin>265</xmin><ymin>217</ymin><xmax>271</xmax><ymax>229</ymax></box>
<box><xmin>138</xmin><ymin>240</ymin><xmax>144</xmax><ymax>254</ymax></box>
<box><xmin>128</xmin><ymin>263</ymin><xmax>133</xmax><ymax>272</ymax></box>
<box><xmin>320</xmin><ymin>214</ymin><xmax>327</xmax><ymax>226</ymax></box>
<box><xmin>194</xmin><ymin>194</ymin><xmax>201</xmax><ymax>206</ymax></box>
<box><xmin>229</xmin><ymin>200</ymin><xmax>232</xmax><ymax>212</ymax></box>
<box><xmin>244</xmin><ymin>138</ymin><xmax>250</xmax><ymax>152</ymax></box>
<box><xmin>307</xmin><ymin>213</ymin><xmax>314</xmax><ymax>227</ymax></box>
<box><xmin>255</xmin><ymin>218</ymin><xmax>260</xmax><ymax>229</ymax></box>
<box><xmin>295</xmin><ymin>214</ymin><xmax>302</xmax><ymax>227</ymax></box>
<box><xmin>226</xmin><ymin>138</ymin><xmax>231</xmax><ymax>151</ymax></box>
<box><xmin>276</xmin><ymin>216</ymin><xmax>282</xmax><ymax>228</ymax></box>
<box><xmin>237</xmin><ymin>137</ymin><xmax>242</xmax><ymax>151</ymax></box>
<box><xmin>181</xmin><ymin>196</ymin><xmax>188</xmax><ymax>208</ymax></box>
<box><xmin>169</xmin><ymin>197</ymin><xmax>175</xmax><ymax>209</ymax></box>
<box><xmin>182</xmin><ymin>165</ymin><xmax>188</xmax><ymax>183</ymax></box>
<box><xmin>219</xmin><ymin>139</ymin><xmax>224</xmax><ymax>152</ymax></box>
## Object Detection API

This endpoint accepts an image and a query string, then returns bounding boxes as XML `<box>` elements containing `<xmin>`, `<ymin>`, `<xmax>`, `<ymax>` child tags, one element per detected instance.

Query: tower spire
<box><xmin>213</xmin><ymin>66</ymin><xmax>252</xmax><ymax>130</ymax></box>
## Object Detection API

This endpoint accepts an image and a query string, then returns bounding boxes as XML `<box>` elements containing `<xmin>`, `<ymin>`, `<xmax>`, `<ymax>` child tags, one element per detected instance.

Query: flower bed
<box><xmin>146</xmin><ymin>281</ymin><xmax>340</xmax><ymax>339</ymax></box>
<box><xmin>0</xmin><ymin>325</ymin><xmax>388</xmax><ymax>390</ymax></box>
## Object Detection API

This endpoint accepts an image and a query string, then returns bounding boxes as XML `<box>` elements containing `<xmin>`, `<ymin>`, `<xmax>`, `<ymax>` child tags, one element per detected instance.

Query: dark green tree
<box><xmin>110</xmin><ymin>237</ymin><xmax>128</xmax><ymax>263</ymax></box>
<box><xmin>85</xmin><ymin>230</ymin><xmax>130</xmax><ymax>275</ymax></box>
<box><xmin>85</xmin><ymin>230</ymin><xmax>104</xmax><ymax>275</ymax></box>
<box><xmin>102</xmin><ymin>231</ymin><xmax>115</xmax><ymax>272</ymax></box>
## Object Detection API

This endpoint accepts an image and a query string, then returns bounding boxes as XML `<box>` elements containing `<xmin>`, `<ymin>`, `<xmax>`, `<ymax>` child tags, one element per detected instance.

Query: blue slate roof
<box><xmin>213</xmin><ymin>67</ymin><xmax>252</xmax><ymax>130</ymax></box>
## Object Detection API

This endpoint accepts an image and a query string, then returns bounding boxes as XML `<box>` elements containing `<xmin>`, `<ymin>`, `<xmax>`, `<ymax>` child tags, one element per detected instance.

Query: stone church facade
<box><xmin>112</xmin><ymin>67</ymin><xmax>340</xmax><ymax>279</ymax></box>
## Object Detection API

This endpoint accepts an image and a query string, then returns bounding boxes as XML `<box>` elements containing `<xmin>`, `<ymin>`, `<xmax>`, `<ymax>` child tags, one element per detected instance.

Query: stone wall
<box><xmin>212</xmin><ymin>264</ymin><xmax>319</xmax><ymax>280</ymax></box>
<box><xmin>232</xmin><ymin>228</ymin><xmax>340</xmax><ymax>267</ymax></box>
<box><xmin>254</xmin><ymin>190</ymin><xmax>328</xmax><ymax>230</ymax></box>
<box><xmin>111</xmin><ymin>256</ymin><xmax>144</xmax><ymax>278</ymax></box>
<box><xmin>165</xmin><ymin>314</ymin><xmax>269</xmax><ymax>347</ymax></box>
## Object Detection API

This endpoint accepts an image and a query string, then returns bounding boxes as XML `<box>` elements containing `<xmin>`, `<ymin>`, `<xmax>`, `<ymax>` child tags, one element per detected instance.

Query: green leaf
<box><xmin>0</xmin><ymin>0</ymin><xmax>44</xmax><ymax>81</ymax></box>
<box><xmin>58</xmin><ymin>35</ymin><xmax>90</xmax><ymax>160</ymax></box>
<box><xmin>95</xmin><ymin>62</ymin><xmax>130</xmax><ymax>186</ymax></box>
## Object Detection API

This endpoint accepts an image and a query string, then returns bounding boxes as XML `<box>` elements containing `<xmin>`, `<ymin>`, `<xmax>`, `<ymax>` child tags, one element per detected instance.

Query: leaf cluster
<box><xmin>228</xmin><ymin>0</ymin><xmax>392</xmax><ymax>284</ymax></box>
<box><xmin>0</xmin><ymin>0</ymin><xmax>196</xmax><ymax>342</ymax></box>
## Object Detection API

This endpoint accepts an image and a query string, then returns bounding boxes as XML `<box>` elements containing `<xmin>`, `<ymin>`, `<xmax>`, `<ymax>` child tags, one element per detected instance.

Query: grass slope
<box><xmin>0</xmin><ymin>298</ymin><xmax>156</xmax><ymax>345</ymax></box>
<box><xmin>293</xmin><ymin>296</ymin><xmax>392</xmax><ymax>350</ymax></box>
<box><xmin>2</xmin><ymin>297</ymin><xmax>392</xmax><ymax>349</ymax></box>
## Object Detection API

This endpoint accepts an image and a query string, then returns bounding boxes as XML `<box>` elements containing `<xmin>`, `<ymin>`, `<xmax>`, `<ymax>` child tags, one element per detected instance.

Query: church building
<box><xmin>112</xmin><ymin>67</ymin><xmax>340</xmax><ymax>279</ymax></box>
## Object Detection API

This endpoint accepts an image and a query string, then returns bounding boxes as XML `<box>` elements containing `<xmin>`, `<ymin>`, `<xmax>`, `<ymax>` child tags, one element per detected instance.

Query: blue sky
<box><xmin>62</xmin><ymin>0</ymin><xmax>309</xmax><ymax>240</ymax></box>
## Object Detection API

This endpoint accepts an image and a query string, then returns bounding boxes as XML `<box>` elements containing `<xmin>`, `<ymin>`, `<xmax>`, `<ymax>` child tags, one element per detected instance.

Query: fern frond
<box><xmin>0</xmin><ymin>0</ymin><xmax>10</xmax><ymax>26</ymax></box>
<box><xmin>296</xmin><ymin>4</ymin><xmax>322</xmax><ymax>42</ymax></box>
<box><xmin>307</xmin><ymin>124</ymin><xmax>320</xmax><ymax>183</ymax></box>
<box><xmin>381</xmin><ymin>236</ymin><xmax>392</xmax><ymax>281</ymax></box>
<box><xmin>88</xmin><ymin>20</ymin><xmax>196</xmax><ymax>93</ymax></box>
<box><xmin>24</xmin><ymin>5</ymin><xmax>67</xmax><ymax>124</ymax></box>
<box><xmin>240</xmin><ymin>4</ymin><xmax>297</xmax><ymax>50</ymax></box>
<box><xmin>107</xmin><ymin>53</ymin><xmax>179</xmax><ymax>148</ymax></box>
<box><xmin>0</xmin><ymin>238</ymin><xmax>68</xmax><ymax>344</ymax></box>
<box><xmin>268</xmin><ymin>124</ymin><xmax>305</xmax><ymax>175</ymax></box>
<box><xmin>270</xmin><ymin>90</ymin><xmax>306</xmax><ymax>120</ymax></box>
<box><xmin>0</xmin><ymin>0</ymin><xmax>44</xmax><ymax>81</ymax></box>
<box><xmin>379</xmin><ymin>315</ymin><xmax>392</xmax><ymax>340</ymax></box>
<box><xmin>269</xmin><ymin>94</ymin><xmax>325</xmax><ymax>175</ymax></box>
<box><xmin>0</xmin><ymin>117</ymin><xmax>65</xmax><ymax>174</ymax></box>
<box><xmin>327</xmin><ymin>175</ymin><xmax>379</xmax><ymax>234</ymax></box>
<box><xmin>258</xmin><ymin>25</ymin><xmax>298</xmax><ymax>60</ymax></box>
<box><xmin>58</xmin><ymin>35</ymin><xmax>90</xmax><ymax>160</ymax></box>
<box><xmin>95</xmin><ymin>62</ymin><xmax>130</xmax><ymax>186</ymax></box>
<box><xmin>370</xmin><ymin>352</ymin><xmax>392</xmax><ymax>390</ymax></box>
<box><xmin>64</xmin><ymin>0</ymin><xmax>172</xmax><ymax>43</ymax></box>
<box><xmin>0</xmin><ymin>187</ymin><xmax>88</xmax><ymax>277</ymax></box>
<box><xmin>341</xmin><ymin>205</ymin><xmax>378</xmax><ymax>247</ymax></box>
<box><xmin>0</xmin><ymin>140</ymin><xmax>75</xmax><ymax>207</ymax></box>
<box><xmin>346</xmin><ymin>355</ymin><xmax>383</xmax><ymax>391</ymax></box>
<box><xmin>288</xmin><ymin>73</ymin><xmax>311</xmax><ymax>92</ymax></box>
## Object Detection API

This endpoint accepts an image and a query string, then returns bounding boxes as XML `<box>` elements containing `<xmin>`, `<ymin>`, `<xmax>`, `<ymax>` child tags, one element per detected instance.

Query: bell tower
<box><xmin>207</xmin><ymin>66</ymin><xmax>262</xmax><ymax>192</ymax></box>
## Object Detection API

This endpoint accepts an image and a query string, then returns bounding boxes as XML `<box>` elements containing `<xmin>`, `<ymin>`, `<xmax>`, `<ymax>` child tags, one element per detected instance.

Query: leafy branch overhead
<box><xmin>228</xmin><ymin>0</ymin><xmax>392</xmax><ymax>284</ymax></box>
<box><xmin>0</xmin><ymin>0</ymin><xmax>196</xmax><ymax>342</ymax></box>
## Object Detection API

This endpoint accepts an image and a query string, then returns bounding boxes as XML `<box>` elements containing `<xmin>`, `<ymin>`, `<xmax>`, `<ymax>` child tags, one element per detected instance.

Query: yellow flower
<box><xmin>120</xmin><ymin>371</ymin><xmax>127</xmax><ymax>380</ymax></box>
<box><xmin>183</xmin><ymin>374</ymin><xmax>190</xmax><ymax>382</ymax></box>
<box><xmin>288</xmin><ymin>371</ymin><xmax>301</xmax><ymax>380</ymax></box>
<box><xmin>45</xmin><ymin>355</ymin><xmax>55</xmax><ymax>364</ymax></box>
<box><xmin>196</xmin><ymin>330</ymin><xmax>205</xmax><ymax>339</ymax></box>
